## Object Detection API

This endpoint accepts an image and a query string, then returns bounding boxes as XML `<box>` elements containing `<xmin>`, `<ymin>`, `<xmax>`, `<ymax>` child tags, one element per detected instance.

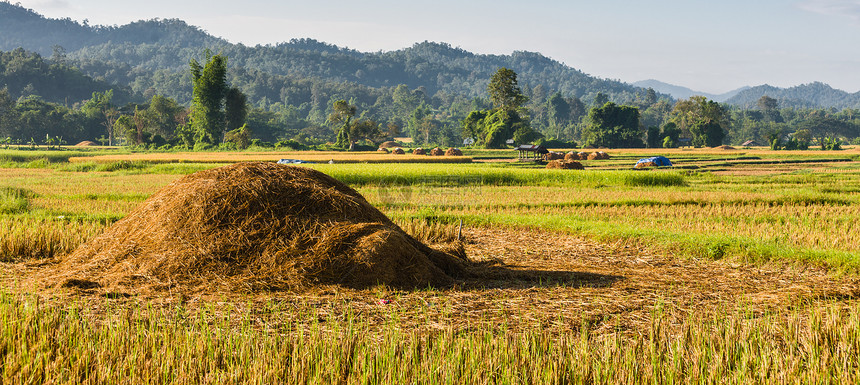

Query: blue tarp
<box><xmin>277</xmin><ymin>159</ymin><xmax>315</xmax><ymax>164</ymax></box>
<box><xmin>635</xmin><ymin>156</ymin><xmax>672</xmax><ymax>167</ymax></box>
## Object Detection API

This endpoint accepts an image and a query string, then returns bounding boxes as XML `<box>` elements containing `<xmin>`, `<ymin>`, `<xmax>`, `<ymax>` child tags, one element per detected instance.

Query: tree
<box><xmin>546</xmin><ymin>92</ymin><xmax>570</xmax><ymax>139</ymax></box>
<box><xmin>670</xmin><ymin>96</ymin><xmax>729</xmax><ymax>147</ymax></box>
<box><xmin>0</xmin><ymin>88</ymin><xmax>18</xmax><ymax>140</ymax></box>
<box><xmin>756</xmin><ymin>95</ymin><xmax>782</xmax><ymax>123</ymax></box>
<box><xmin>189</xmin><ymin>53</ymin><xmax>228</xmax><ymax>145</ymax></box>
<box><xmin>82</xmin><ymin>90</ymin><xmax>117</xmax><ymax>145</ymax></box>
<box><xmin>329</xmin><ymin>99</ymin><xmax>356</xmax><ymax>149</ymax></box>
<box><xmin>646</xmin><ymin>126</ymin><xmax>661</xmax><ymax>148</ymax></box>
<box><xmin>328</xmin><ymin>100</ymin><xmax>379</xmax><ymax>150</ymax></box>
<box><xmin>661</xmin><ymin>122</ymin><xmax>681</xmax><ymax>148</ymax></box>
<box><xmin>143</xmin><ymin>94</ymin><xmax>184</xmax><ymax>140</ymax></box>
<box><xmin>487</xmin><ymin>67</ymin><xmax>527</xmax><ymax>110</ymax></box>
<box><xmin>581</xmin><ymin>102</ymin><xmax>643</xmax><ymax>148</ymax></box>
<box><xmin>757</xmin><ymin>95</ymin><xmax>778</xmax><ymax>111</ymax></box>
<box><xmin>592</xmin><ymin>92</ymin><xmax>608</xmax><ymax>108</ymax></box>
<box><xmin>224</xmin><ymin>124</ymin><xmax>251</xmax><ymax>149</ymax></box>
<box><xmin>690</xmin><ymin>120</ymin><xmax>725</xmax><ymax>147</ymax></box>
<box><xmin>225</xmin><ymin>87</ymin><xmax>248</xmax><ymax>132</ymax></box>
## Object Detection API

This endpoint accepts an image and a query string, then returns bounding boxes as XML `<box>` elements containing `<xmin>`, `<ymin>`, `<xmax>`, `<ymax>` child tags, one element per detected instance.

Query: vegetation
<box><xmin>2</xmin><ymin>150</ymin><xmax>860</xmax><ymax>382</ymax></box>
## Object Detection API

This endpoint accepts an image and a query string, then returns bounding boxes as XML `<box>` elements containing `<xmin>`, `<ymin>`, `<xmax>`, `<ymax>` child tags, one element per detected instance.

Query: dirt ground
<box><xmin>3</xmin><ymin>227</ymin><xmax>859</xmax><ymax>335</ymax></box>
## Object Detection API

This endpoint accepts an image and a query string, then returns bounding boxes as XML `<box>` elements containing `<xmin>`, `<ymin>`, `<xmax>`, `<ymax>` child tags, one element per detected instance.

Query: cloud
<box><xmin>798</xmin><ymin>0</ymin><xmax>860</xmax><ymax>21</ymax></box>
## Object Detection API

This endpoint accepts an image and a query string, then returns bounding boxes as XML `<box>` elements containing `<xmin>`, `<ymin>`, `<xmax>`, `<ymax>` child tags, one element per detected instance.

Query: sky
<box><xmin>13</xmin><ymin>0</ymin><xmax>860</xmax><ymax>94</ymax></box>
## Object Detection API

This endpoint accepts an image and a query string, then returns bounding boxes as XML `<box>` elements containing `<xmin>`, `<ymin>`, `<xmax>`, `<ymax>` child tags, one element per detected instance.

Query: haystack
<box><xmin>715</xmin><ymin>145</ymin><xmax>736</xmax><ymax>150</ymax></box>
<box><xmin>380</xmin><ymin>141</ymin><xmax>399</xmax><ymax>148</ymax></box>
<box><xmin>546</xmin><ymin>160</ymin><xmax>584</xmax><ymax>170</ymax></box>
<box><xmin>563</xmin><ymin>152</ymin><xmax>578</xmax><ymax>161</ymax></box>
<box><xmin>577</xmin><ymin>152</ymin><xmax>589</xmax><ymax>160</ymax></box>
<box><xmin>598</xmin><ymin>151</ymin><xmax>610</xmax><ymax>159</ymax></box>
<box><xmin>634</xmin><ymin>161</ymin><xmax>658</xmax><ymax>169</ymax></box>
<box><xmin>545</xmin><ymin>152</ymin><xmax>565</xmax><ymax>161</ymax></box>
<box><xmin>445</xmin><ymin>148</ymin><xmax>463</xmax><ymax>156</ymax></box>
<box><xmin>430</xmin><ymin>147</ymin><xmax>444</xmax><ymax>156</ymax></box>
<box><xmin>49</xmin><ymin>162</ymin><xmax>466</xmax><ymax>293</ymax></box>
<box><xmin>392</xmin><ymin>147</ymin><xmax>406</xmax><ymax>155</ymax></box>
<box><xmin>377</xmin><ymin>147</ymin><xmax>390</xmax><ymax>153</ymax></box>
<box><xmin>413</xmin><ymin>148</ymin><xmax>427</xmax><ymax>155</ymax></box>
<box><xmin>75</xmin><ymin>141</ymin><xmax>97</xmax><ymax>147</ymax></box>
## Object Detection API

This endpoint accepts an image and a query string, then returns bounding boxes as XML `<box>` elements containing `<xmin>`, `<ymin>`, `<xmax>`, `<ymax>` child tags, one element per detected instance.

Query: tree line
<box><xmin>2</xmin><ymin>49</ymin><xmax>860</xmax><ymax>150</ymax></box>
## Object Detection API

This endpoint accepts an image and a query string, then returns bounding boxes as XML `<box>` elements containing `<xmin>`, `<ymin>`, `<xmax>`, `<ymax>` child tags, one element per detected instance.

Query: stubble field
<box><xmin>1</xmin><ymin>147</ymin><xmax>860</xmax><ymax>383</ymax></box>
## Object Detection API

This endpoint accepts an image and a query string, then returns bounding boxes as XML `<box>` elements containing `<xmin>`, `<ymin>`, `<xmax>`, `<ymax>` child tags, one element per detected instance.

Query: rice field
<box><xmin>1</xmin><ymin>148</ymin><xmax>860</xmax><ymax>383</ymax></box>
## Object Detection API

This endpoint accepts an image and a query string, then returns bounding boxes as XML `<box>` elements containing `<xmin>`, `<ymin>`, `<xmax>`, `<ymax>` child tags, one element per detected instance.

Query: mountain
<box><xmin>724</xmin><ymin>82</ymin><xmax>860</xmax><ymax>109</ymax></box>
<box><xmin>0</xmin><ymin>47</ymin><xmax>135</xmax><ymax>104</ymax></box>
<box><xmin>0</xmin><ymin>1</ymin><xmax>651</xmax><ymax>106</ymax></box>
<box><xmin>633</xmin><ymin>79</ymin><xmax>748</xmax><ymax>102</ymax></box>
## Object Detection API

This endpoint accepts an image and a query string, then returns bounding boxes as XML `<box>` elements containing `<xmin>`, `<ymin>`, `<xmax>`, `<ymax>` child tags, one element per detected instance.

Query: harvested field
<box><xmin>7</xmin><ymin>227</ymin><xmax>856</xmax><ymax>337</ymax></box>
<box><xmin>3</xmin><ymin>150</ymin><xmax>860</xmax><ymax>382</ymax></box>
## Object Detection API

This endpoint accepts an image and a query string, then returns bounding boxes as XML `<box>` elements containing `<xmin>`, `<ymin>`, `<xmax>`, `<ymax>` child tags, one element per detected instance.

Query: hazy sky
<box><xmin>14</xmin><ymin>0</ymin><xmax>860</xmax><ymax>94</ymax></box>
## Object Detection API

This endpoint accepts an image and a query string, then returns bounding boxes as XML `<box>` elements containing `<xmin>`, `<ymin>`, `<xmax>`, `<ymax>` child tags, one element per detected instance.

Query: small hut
<box><xmin>515</xmin><ymin>145</ymin><xmax>548</xmax><ymax>160</ymax></box>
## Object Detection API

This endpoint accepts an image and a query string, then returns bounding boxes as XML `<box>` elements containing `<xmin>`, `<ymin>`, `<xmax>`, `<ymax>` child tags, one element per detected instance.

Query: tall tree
<box><xmin>546</xmin><ymin>92</ymin><xmax>570</xmax><ymax>139</ymax></box>
<box><xmin>328</xmin><ymin>99</ymin><xmax>356</xmax><ymax>150</ymax></box>
<box><xmin>81</xmin><ymin>89</ymin><xmax>117</xmax><ymax>145</ymax></box>
<box><xmin>225</xmin><ymin>87</ymin><xmax>248</xmax><ymax>132</ymax></box>
<box><xmin>487</xmin><ymin>67</ymin><xmax>527</xmax><ymax>111</ymax></box>
<box><xmin>189</xmin><ymin>53</ymin><xmax>228</xmax><ymax>145</ymax></box>
<box><xmin>581</xmin><ymin>102</ymin><xmax>643</xmax><ymax>148</ymax></box>
<box><xmin>670</xmin><ymin>96</ymin><xmax>729</xmax><ymax>147</ymax></box>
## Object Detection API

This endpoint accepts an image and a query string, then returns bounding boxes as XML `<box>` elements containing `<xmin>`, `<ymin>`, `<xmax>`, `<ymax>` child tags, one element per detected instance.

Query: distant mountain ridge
<box><xmin>633</xmin><ymin>79</ymin><xmax>749</xmax><ymax>102</ymax></box>
<box><xmin>2</xmin><ymin>1</ymin><xmax>858</xmax><ymax>110</ymax></box>
<box><xmin>724</xmin><ymin>82</ymin><xmax>860</xmax><ymax>109</ymax></box>
<box><xmin>0</xmin><ymin>1</ymin><xmax>652</xmax><ymax>105</ymax></box>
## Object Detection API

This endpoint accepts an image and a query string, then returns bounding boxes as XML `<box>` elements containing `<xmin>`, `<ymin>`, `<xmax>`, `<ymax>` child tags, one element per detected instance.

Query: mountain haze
<box><xmin>633</xmin><ymin>79</ymin><xmax>749</xmax><ymax>102</ymax></box>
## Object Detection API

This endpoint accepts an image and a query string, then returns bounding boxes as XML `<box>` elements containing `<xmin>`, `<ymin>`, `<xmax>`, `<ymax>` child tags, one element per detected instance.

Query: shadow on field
<box><xmin>461</xmin><ymin>261</ymin><xmax>623</xmax><ymax>290</ymax></box>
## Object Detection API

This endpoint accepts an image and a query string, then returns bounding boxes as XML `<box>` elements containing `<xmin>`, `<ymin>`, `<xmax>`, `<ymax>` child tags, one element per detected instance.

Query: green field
<box><xmin>2</xmin><ymin>148</ymin><xmax>860</xmax><ymax>383</ymax></box>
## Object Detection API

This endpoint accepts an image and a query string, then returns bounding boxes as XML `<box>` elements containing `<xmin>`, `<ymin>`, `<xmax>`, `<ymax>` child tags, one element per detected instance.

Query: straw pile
<box><xmin>379</xmin><ymin>141</ymin><xmax>399</xmax><ymax>148</ymax></box>
<box><xmin>430</xmin><ymin>147</ymin><xmax>444</xmax><ymax>156</ymax></box>
<box><xmin>392</xmin><ymin>147</ymin><xmax>406</xmax><ymax>155</ymax></box>
<box><xmin>74</xmin><ymin>141</ymin><xmax>97</xmax><ymax>147</ymax></box>
<box><xmin>587</xmin><ymin>151</ymin><xmax>611</xmax><ymax>160</ymax></box>
<box><xmin>635</xmin><ymin>161</ymin><xmax>658</xmax><ymax>169</ymax></box>
<box><xmin>377</xmin><ymin>147</ymin><xmax>390</xmax><ymax>153</ymax></box>
<box><xmin>49</xmin><ymin>162</ymin><xmax>466</xmax><ymax>293</ymax></box>
<box><xmin>545</xmin><ymin>152</ymin><xmax>565</xmax><ymax>161</ymax></box>
<box><xmin>716</xmin><ymin>145</ymin><xmax>736</xmax><ymax>150</ymax></box>
<box><xmin>546</xmin><ymin>160</ymin><xmax>585</xmax><ymax>170</ymax></box>
<box><xmin>445</xmin><ymin>148</ymin><xmax>463</xmax><ymax>156</ymax></box>
<box><xmin>413</xmin><ymin>148</ymin><xmax>427</xmax><ymax>155</ymax></box>
<box><xmin>564</xmin><ymin>152</ymin><xmax>578</xmax><ymax>161</ymax></box>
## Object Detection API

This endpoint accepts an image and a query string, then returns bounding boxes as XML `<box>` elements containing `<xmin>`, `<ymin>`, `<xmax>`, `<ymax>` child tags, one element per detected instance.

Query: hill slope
<box><xmin>724</xmin><ymin>82</ymin><xmax>860</xmax><ymax>109</ymax></box>
<box><xmin>0</xmin><ymin>2</ymin><xmax>648</xmax><ymax>105</ymax></box>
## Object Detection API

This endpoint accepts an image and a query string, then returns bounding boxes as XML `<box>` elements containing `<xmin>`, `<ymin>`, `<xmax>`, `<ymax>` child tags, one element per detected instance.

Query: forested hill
<box><xmin>725</xmin><ymin>82</ymin><xmax>860</xmax><ymax>109</ymax></box>
<box><xmin>0</xmin><ymin>48</ymin><xmax>135</xmax><ymax>105</ymax></box>
<box><xmin>0</xmin><ymin>1</ymin><xmax>643</xmax><ymax>105</ymax></box>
